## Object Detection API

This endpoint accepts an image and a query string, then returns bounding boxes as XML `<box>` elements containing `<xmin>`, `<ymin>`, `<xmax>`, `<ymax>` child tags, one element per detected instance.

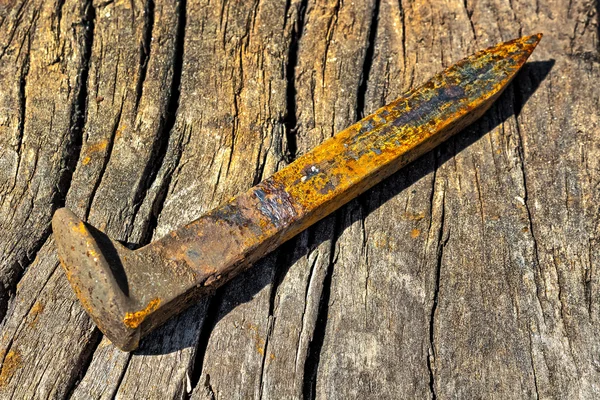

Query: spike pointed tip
<box><xmin>481</xmin><ymin>33</ymin><xmax>543</xmax><ymax>74</ymax></box>
<box><xmin>502</xmin><ymin>32</ymin><xmax>543</xmax><ymax>59</ymax></box>
<box><xmin>524</xmin><ymin>32</ymin><xmax>543</xmax><ymax>56</ymax></box>
<box><xmin>522</xmin><ymin>32</ymin><xmax>543</xmax><ymax>47</ymax></box>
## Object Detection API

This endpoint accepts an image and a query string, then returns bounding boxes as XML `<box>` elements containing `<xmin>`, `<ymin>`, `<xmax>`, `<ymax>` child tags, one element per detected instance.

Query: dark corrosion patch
<box><xmin>254</xmin><ymin>178</ymin><xmax>300</xmax><ymax>229</ymax></box>
<box><xmin>208</xmin><ymin>203</ymin><xmax>254</xmax><ymax>228</ymax></box>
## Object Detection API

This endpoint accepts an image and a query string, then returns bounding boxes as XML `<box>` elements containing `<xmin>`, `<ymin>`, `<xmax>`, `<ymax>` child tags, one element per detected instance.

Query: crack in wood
<box><xmin>302</xmin><ymin>216</ymin><xmax>340</xmax><ymax>400</ymax></box>
<box><xmin>426</xmin><ymin>163</ymin><xmax>445</xmax><ymax>400</ymax></box>
<box><xmin>86</xmin><ymin>99</ymin><xmax>122</xmax><ymax>219</ymax></box>
<box><xmin>135</xmin><ymin>0</ymin><xmax>187</xmax><ymax>245</ymax></box>
<box><xmin>188</xmin><ymin>293</ymin><xmax>223</xmax><ymax>395</ymax></box>
<box><xmin>133</xmin><ymin>0</ymin><xmax>155</xmax><ymax>114</ymax></box>
<box><xmin>283</xmin><ymin>0</ymin><xmax>308</xmax><ymax>163</ymax></box>
<box><xmin>356</xmin><ymin>0</ymin><xmax>379</xmax><ymax>119</ymax></box>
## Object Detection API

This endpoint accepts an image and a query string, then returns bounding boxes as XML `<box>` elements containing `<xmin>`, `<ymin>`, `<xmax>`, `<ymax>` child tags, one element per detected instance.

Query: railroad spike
<box><xmin>53</xmin><ymin>34</ymin><xmax>542</xmax><ymax>351</ymax></box>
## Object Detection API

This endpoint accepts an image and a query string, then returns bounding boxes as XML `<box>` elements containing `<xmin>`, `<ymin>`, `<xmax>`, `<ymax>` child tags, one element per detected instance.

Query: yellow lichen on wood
<box><xmin>28</xmin><ymin>302</ymin><xmax>44</xmax><ymax>328</ymax></box>
<box><xmin>0</xmin><ymin>350</ymin><xmax>22</xmax><ymax>386</ymax></box>
<box><xmin>81</xmin><ymin>140</ymin><xmax>109</xmax><ymax>166</ymax></box>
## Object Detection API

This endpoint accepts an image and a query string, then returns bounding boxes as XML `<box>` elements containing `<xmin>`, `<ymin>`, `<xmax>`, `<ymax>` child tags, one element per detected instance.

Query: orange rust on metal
<box><xmin>52</xmin><ymin>34</ymin><xmax>542</xmax><ymax>351</ymax></box>
<box><xmin>123</xmin><ymin>298</ymin><xmax>161</xmax><ymax>329</ymax></box>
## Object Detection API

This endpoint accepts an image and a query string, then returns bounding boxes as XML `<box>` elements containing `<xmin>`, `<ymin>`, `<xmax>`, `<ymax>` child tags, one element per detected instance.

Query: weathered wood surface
<box><xmin>0</xmin><ymin>0</ymin><xmax>598</xmax><ymax>398</ymax></box>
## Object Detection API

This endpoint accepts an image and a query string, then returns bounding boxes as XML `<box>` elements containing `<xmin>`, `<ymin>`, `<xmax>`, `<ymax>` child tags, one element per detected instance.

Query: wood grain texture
<box><xmin>0</xmin><ymin>0</ymin><xmax>598</xmax><ymax>398</ymax></box>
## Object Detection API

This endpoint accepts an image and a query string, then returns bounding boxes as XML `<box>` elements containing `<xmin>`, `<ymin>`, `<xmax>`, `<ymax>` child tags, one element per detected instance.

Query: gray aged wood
<box><xmin>0</xmin><ymin>0</ymin><xmax>598</xmax><ymax>398</ymax></box>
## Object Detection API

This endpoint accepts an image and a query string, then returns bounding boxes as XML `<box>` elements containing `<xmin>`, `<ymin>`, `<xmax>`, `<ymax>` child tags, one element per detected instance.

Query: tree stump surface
<box><xmin>0</xmin><ymin>0</ymin><xmax>598</xmax><ymax>398</ymax></box>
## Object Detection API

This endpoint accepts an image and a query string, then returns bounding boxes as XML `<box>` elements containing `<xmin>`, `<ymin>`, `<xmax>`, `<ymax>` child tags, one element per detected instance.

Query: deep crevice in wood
<box><xmin>0</xmin><ymin>43</ymin><xmax>35</xmax><ymax>321</ymax></box>
<box><xmin>283</xmin><ymin>0</ymin><xmax>308</xmax><ymax>163</ymax></box>
<box><xmin>252</xmin><ymin>137</ymin><xmax>267</xmax><ymax>186</ymax></box>
<box><xmin>0</xmin><ymin>0</ymin><xmax>27</xmax><ymax>60</ymax></box>
<box><xmin>188</xmin><ymin>293</ymin><xmax>223</xmax><ymax>396</ymax></box>
<box><xmin>138</xmin><ymin>0</ymin><xmax>187</xmax><ymax>244</ymax></box>
<box><xmin>134</xmin><ymin>0</ymin><xmax>155</xmax><ymax>114</ymax></box>
<box><xmin>356</xmin><ymin>0</ymin><xmax>379</xmax><ymax>119</ymax></box>
<box><xmin>510</xmin><ymin>83</ymin><xmax>542</xmax><ymax>270</ymax></box>
<box><xmin>427</xmin><ymin>178</ymin><xmax>446</xmax><ymax>400</ymax></box>
<box><xmin>462</xmin><ymin>0</ymin><xmax>477</xmax><ymax>41</ymax></box>
<box><xmin>85</xmin><ymin>102</ymin><xmax>122</xmax><ymax>220</ymax></box>
<box><xmin>294</xmin><ymin>233</ymin><xmax>317</xmax><ymax>369</ymax></box>
<box><xmin>258</xmin><ymin>242</ymin><xmax>296</xmax><ymax>399</ymax></box>
<box><xmin>320</xmin><ymin>0</ymin><xmax>341</xmax><ymax>91</ymax></box>
<box><xmin>527</xmin><ymin>326</ymin><xmax>541</xmax><ymax>400</ymax></box>
<box><xmin>63</xmin><ymin>328</ymin><xmax>103</xmax><ymax>399</ymax></box>
<box><xmin>15</xmin><ymin>40</ymin><xmax>28</xmax><ymax>180</ymax></box>
<box><xmin>61</xmin><ymin>0</ymin><xmax>95</xmax><ymax>215</ymax></box>
<box><xmin>257</xmin><ymin>306</ymin><xmax>274</xmax><ymax>400</ymax></box>
<box><xmin>108</xmin><ymin>351</ymin><xmax>133</xmax><ymax>399</ymax></box>
<box><xmin>53</xmin><ymin>0</ymin><xmax>66</xmax><ymax>41</ymax></box>
<box><xmin>302</xmin><ymin>215</ymin><xmax>341</xmax><ymax>400</ymax></box>
<box><xmin>397</xmin><ymin>0</ymin><xmax>407</xmax><ymax>80</ymax></box>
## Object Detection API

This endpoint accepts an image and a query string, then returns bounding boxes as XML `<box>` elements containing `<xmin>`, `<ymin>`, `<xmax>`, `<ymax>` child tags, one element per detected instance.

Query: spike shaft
<box><xmin>150</xmin><ymin>34</ymin><xmax>541</xmax><ymax>287</ymax></box>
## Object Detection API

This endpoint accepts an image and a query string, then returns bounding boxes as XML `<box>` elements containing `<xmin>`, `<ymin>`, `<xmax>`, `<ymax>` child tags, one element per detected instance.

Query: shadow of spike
<box><xmin>52</xmin><ymin>34</ymin><xmax>543</xmax><ymax>351</ymax></box>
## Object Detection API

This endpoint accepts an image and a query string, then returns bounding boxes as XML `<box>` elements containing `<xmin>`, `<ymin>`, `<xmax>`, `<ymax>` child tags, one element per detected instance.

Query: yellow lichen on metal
<box><xmin>123</xmin><ymin>298</ymin><xmax>161</xmax><ymax>329</ymax></box>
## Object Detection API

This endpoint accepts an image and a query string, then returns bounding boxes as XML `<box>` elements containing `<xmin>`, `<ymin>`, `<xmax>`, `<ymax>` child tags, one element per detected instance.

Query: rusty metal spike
<box><xmin>52</xmin><ymin>34</ymin><xmax>542</xmax><ymax>351</ymax></box>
